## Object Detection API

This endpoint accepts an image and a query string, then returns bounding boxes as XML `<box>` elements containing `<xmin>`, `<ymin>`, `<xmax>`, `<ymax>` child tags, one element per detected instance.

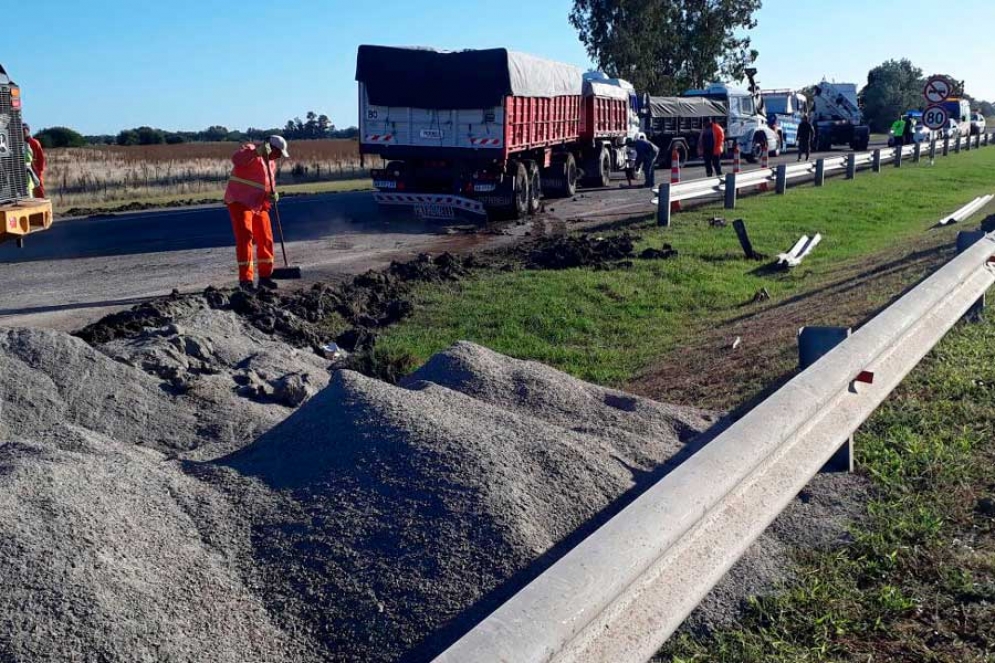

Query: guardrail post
<box><xmin>775</xmin><ymin>164</ymin><xmax>787</xmax><ymax>194</ymax></box>
<box><xmin>814</xmin><ymin>158</ymin><xmax>825</xmax><ymax>186</ymax></box>
<box><xmin>966</xmin><ymin>133</ymin><xmax>972</xmax><ymax>151</ymax></box>
<box><xmin>724</xmin><ymin>173</ymin><xmax>737</xmax><ymax>209</ymax></box>
<box><xmin>976</xmin><ymin>134</ymin><xmax>982</xmax><ymax>149</ymax></box>
<box><xmin>943</xmin><ymin>136</ymin><xmax>950</xmax><ymax>156</ymax></box>
<box><xmin>872</xmin><ymin>149</ymin><xmax>882</xmax><ymax>172</ymax></box>
<box><xmin>957</xmin><ymin>230</ymin><xmax>988</xmax><ymax>318</ymax></box>
<box><xmin>732</xmin><ymin>219</ymin><xmax>760</xmax><ymax>260</ymax></box>
<box><xmin>985</xmin><ymin>132</ymin><xmax>990</xmax><ymax>147</ymax></box>
<box><xmin>930</xmin><ymin>139</ymin><xmax>937</xmax><ymax>163</ymax></box>
<box><xmin>894</xmin><ymin>146</ymin><xmax>903</xmax><ymax>167</ymax></box>
<box><xmin>913</xmin><ymin>142</ymin><xmax>922</xmax><ymax>164</ymax></box>
<box><xmin>798</xmin><ymin>326</ymin><xmax>854</xmax><ymax>473</ymax></box>
<box><xmin>845</xmin><ymin>152</ymin><xmax>857</xmax><ymax>179</ymax></box>
<box><xmin>656</xmin><ymin>182</ymin><xmax>671</xmax><ymax>227</ymax></box>
<box><xmin>955</xmin><ymin>135</ymin><xmax>961</xmax><ymax>154</ymax></box>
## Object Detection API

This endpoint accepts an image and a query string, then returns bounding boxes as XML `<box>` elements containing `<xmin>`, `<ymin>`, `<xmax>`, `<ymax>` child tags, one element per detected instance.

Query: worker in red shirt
<box><xmin>22</xmin><ymin>124</ymin><xmax>46</xmax><ymax>198</ymax></box>
<box><xmin>224</xmin><ymin>136</ymin><xmax>289</xmax><ymax>291</ymax></box>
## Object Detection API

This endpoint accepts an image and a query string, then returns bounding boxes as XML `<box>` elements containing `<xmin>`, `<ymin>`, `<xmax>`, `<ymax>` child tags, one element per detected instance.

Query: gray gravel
<box><xmin>209</xmin><ymin>342</ymin><xmax>716</xmax><ymax>662</ymax></box>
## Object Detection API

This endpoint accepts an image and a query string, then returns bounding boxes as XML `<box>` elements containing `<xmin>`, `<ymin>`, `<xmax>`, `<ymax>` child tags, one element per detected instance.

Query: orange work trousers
<box><xmin>227</xmin><ymin>202</ymin><xmax>274</xmax><ymax>282</ymax></box>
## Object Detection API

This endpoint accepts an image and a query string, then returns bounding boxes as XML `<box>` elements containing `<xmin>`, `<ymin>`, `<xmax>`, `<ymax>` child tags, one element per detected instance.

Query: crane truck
<box><xmin>356</xmin><ymin>46</ymin><xmax>639</xmax><ymax>221</ymax></box>
<box><xmin>0</xmin><ymin>63</ymin><xmax>52</xmax><ymax>249</ymax></box>
<box><xmin>809</xmin><ymin>81</ymin><xmax>870</xmax><ymax>152</ymax></box>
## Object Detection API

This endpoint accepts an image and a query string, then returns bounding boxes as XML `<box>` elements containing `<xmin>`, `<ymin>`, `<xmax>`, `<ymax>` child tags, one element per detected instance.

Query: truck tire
<box><xmin>494</xmin><ymin>161</ymin><xmax>529</xmax><ymax>221</ymax></box>
<box><xmin>526</xmin><ymin>162</ymin><xmax>542</xmax><ymax>215</ymax></box>
<box><xmin>544</xmin><ymin>153</ymin><xmax>579</xmax><ymax>198</ymax></box>
<box><xmin>586</xmin><ymin>148</ymin><xmax>611</xmax><ymax>188</ymax></box>
<box><xmin>745</xmin><ymin>137</ymin><xmax>763</xmax><ymax>163</ymax></box>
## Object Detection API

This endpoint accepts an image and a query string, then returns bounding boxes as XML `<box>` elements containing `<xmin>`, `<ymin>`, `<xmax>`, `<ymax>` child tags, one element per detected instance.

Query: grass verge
<box><xmin>375</xmin><ymin>147</ymin><xmax>995</xmax><ymax>386</ymax></box>
<box><xmin>656</xmin><ymin>313</ymin><xmax>995</xmax><ymax>662</ymax></box>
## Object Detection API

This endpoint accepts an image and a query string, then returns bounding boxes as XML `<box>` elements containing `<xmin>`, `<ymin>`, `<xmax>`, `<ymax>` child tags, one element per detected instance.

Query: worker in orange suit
<box><xmin>224</xmin><ymin>135</ymin><xmax>289</xmax><ymax>291</ymax></box>
<box><xmin>23</xmin><ymin>124</ymin><xmax>46</xmax><ymax>198</ymax></box>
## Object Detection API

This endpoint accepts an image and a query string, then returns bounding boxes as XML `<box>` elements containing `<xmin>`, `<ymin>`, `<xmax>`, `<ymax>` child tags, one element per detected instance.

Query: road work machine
<box><xmin>0</xmin><ymin>63</ymin><xmax>52</xmax><ymax>248</ymax></box>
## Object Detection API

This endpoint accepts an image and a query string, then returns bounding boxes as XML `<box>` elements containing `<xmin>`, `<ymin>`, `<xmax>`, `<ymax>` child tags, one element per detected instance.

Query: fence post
<box><xmin>966</xmin><ymin>133</ymin><xmax>972</xmax><ymax>151</ymax></box>
<box><xmin>845</xmin><ymin>152</ymin><xmax>857</xmax><ymax>179</ymax></box>
<box><xmin>894</xmin><ymin>145</ymin><xmax>903</xmax><ymax>167</ymax></box>
<box><xmin>775</xmin><ymin>164</ymin><xmax>787</xmax><ymax>194</ymax></box>
<box><xmin>955</xmin><ymin>135</ymin><xmax>961</xmax><ymax>153</ymax></box>
<box><xmin>943</xmin><ymin>136</ymin><xmax>950</xmax><ymax>156</ymax></box>
<box><xmin>798</xmin><ymin>326</ymin><xmax>854</xmax><ymax>473</ymax></box>
<box><xmin>985</xmin><ymin>132</ymin><xmax>990</xmax><ymax>147</ymax></box>
<box><xmin>656</xmin><ymin>182</ymin><xmax>672</xmax><ymax>227</ymax></box>
<box><xmin>913</xmin><ymin>142</ymin><xmax>921</xmax><ymax>164</ymax></box>
<box><xmin>930</xmin><ymin>139</ymin><xmax>937</xmax><ymax>162</ymax></box>
<box><xmin>814</xmin><ymin>158</ymin><xmax>825</xmax><ymax>186</ymax></box>
<box><xmin>872</xmin><ymin>149</ymin><xmax>882</xmax><ymax>172</ymax></box>
<box><xmin>724</xmin><ymin>173</ymin><xmax>737</xmax><ymax>209</ymax></box>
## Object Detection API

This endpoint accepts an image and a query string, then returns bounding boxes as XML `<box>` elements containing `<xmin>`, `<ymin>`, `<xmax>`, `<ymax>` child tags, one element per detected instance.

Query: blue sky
<box><xmin>7</xmin><ymin>0</ymin><xmax>994</xmax><ymax>135</ymax></box>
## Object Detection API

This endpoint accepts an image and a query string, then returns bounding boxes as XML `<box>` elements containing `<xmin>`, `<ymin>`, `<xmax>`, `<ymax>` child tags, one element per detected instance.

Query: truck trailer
<box><xmin>0</xmin><ymin>63</ymin><xmax>52</xmax><ymax>248</ymax></box>
<box><xmin>356</xmin><ymin>46</ymin><xmax>635</xmax><ymax>221</ymax></box>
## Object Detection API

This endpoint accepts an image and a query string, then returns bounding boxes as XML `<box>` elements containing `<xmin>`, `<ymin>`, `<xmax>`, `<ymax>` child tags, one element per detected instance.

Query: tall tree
<box><xmin>860</xmin><ymin>59</ymin><xmax>924</xmax><ymax>133</ymax></box>
<box><xmin>569</xmin><ymin>0</ymin><xmax>761</xmax><ymax>95</ymax></box>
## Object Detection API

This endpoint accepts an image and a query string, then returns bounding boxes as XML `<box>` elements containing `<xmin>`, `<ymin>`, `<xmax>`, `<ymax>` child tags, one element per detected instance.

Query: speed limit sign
<box><xmin>922</xmin><ymin>104</ymin><xmax>949</xmax><ymax>131</ymax></box>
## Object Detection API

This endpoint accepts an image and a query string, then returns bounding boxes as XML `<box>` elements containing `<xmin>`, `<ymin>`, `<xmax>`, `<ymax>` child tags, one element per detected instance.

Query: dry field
<box><xmin>45</xmin><ymin>139</ymin><xmax>363</xmax><ymax>208</ymax></box>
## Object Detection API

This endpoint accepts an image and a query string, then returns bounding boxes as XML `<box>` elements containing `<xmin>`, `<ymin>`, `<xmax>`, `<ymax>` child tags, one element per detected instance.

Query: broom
<box><xmin>265</xmin><ymin>162</ymin><xmax>303</xmax><ymax>280</ymax></box>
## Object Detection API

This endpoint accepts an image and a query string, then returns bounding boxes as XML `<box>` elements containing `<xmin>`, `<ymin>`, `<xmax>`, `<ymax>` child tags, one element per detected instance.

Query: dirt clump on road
<box><xmin>526</xmin><ymin>232</ymin><xmax>636</xmax><ymax>269</ymax></box>
<box><xmin>201</xmin><ymin>341</ymin><xmax>715</xmax><ymax>662</ymax></box>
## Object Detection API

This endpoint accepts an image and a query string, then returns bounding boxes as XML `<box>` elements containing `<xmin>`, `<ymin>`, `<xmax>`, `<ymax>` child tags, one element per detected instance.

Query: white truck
<box><xmin>643</xmin><ymin>70</ymin><xmax>780</xmax><ymax>165</ymax></box>
<box><xmin>809</xmin><ymin>81</ymin><xmax>870</xmax><ymax>152</ymax></box>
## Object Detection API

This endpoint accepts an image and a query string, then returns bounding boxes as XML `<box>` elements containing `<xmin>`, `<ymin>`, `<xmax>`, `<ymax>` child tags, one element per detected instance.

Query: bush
<box><xmin>35</xmin><ymin>126</ymin><xmax>87</xmax><ymax>148</ymax></box>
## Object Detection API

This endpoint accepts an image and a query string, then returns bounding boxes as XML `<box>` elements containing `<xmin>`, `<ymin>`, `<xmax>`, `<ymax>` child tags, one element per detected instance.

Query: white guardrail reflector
<box><xmin>434</xmin><ymin>213</ymin><xmax>995</xmax><ymax>663</ymax></box>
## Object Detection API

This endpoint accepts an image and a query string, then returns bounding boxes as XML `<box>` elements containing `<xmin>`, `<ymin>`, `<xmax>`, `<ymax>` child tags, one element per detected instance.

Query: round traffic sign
<box><xmin>922</xmin><ymin>104</ymin><xmax>949</xmax><ymax>131</ymax></box>
<box><xmin>923</xmin><ymin>76</ymin><xmax>952</xmax><ymax>104</ymax></box>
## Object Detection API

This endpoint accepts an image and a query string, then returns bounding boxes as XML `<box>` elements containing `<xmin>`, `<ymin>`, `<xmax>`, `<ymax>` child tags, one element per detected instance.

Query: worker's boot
<box><xmin>258</xmin><ymin>278</ymin><xmax>279</xmax><ymax>291</ymax></box>
<box><xmin>238</xmin><ymin>280</ymin><xmax>256</xmax><ymax>294</ymax></box>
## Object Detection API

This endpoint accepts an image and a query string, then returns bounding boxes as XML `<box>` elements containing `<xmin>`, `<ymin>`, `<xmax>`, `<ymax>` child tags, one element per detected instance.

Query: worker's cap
<box><xmin>22</xmin><ymin>123</ymin><xmax>30</xmax><ymax>132</ymax></box>
<box><xmin>268</xmin><ymin>135</ymin><xmax>290</xmax><ymax>158</ymax></box>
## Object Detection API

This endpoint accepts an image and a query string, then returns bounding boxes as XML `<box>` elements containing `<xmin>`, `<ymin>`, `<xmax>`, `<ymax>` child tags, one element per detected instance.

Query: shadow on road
<box><xmin>0</xmin><ymin>295</ymin><xmax>159</xmax><ymax>318</ymax></box>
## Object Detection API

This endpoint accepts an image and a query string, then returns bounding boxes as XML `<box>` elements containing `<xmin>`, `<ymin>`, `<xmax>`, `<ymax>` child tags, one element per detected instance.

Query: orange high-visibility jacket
<box><xmin>224</xmin><ymin>144</ymin><xmax>277</xmax><ymax>212</ymax></box>
<box><xmin>698</xmin><ymin>123</ymin><xmax>726</xmax><ymax>156</ymax></box>
<box><xmin>26</xmin><ymin>137</ymin><xmax>45</xmax><ymax>177</ymax></box>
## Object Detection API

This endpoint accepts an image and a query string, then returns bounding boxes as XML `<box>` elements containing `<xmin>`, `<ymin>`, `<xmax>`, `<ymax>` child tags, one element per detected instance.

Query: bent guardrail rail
<box><xmin>434</xmin><ymin>216</ymin><xmax>995</xmax><ymax>663</ymax></box>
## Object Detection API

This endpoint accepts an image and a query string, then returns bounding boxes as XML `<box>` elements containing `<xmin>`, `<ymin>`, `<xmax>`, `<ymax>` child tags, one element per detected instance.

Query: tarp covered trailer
<box><xmin>642</xmin><ymin>96</ymin><xmax>729</xmax><ymax>166</ymax></box>
<box><xmin>356</xmin><ymin>45</ymin><xmax>632</xmax><ymax>221</ymax></box>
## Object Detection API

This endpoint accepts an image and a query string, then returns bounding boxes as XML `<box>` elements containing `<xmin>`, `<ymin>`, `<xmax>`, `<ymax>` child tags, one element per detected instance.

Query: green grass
<box><xmin>377</xmin><ymin>147</ymin><xmax>995</xmax><ymax>386</ymax></box>
<box><xmin>657</xmin><ymin>314</ymin><xmax>995</xmax><ymax>662</ymax></box>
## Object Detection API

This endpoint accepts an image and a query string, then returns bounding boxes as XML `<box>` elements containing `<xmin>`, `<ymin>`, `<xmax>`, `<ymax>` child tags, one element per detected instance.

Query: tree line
<box><xmin>31</xmin><ymin>112</ymin><xmax>358</xmax><ymax>148</ymax></box>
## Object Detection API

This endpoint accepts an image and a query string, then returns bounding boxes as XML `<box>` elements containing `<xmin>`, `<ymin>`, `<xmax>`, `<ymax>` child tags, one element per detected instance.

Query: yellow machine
<box><xmin>0</xmin><ymin>63</ymin><xmax>52</xmax><ymax>247</ymax></box>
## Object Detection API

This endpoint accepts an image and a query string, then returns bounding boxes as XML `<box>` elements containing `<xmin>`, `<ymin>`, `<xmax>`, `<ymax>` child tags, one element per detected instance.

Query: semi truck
<box><xmin>0</xmin><ymin>63</ymin><xmax>52</xmax><ymax>248</ymax></box>
<box><xmin>761</xmin><ymin>89</ymin><xmax>808</xmax><ymax>149</ymax></box>
<box><xmin>642</xmin><ymin>72</ymin><xmax>779</xmax><ymax>166</ymax></box>
<box><xmin>809</xmin><ymin>81</ymin><xmax>870</xmax><ymax>152</ymax></box>
<box><xmin>356</xmin><ymin>46</ymin><xmax>638</xmax><ymax>221</ymax></box>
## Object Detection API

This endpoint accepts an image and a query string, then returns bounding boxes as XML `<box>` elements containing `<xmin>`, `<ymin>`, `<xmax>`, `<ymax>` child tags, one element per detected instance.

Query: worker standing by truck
<box><xmin>698</xmin><ymin>118</ymin><xmax>725</xmax><ymax>177</ymax></box>
<box><xmin>890</xmin><ymin>116</ymin><xmax>907</xmax><ymax>147</ymax></box>
<box><xmin>628</xmin><ymin>135</ymin><xmax>660</xmax><ymax>188</ymax></box>
<box><xmin>22</xmin><ymin>124</ymin><xmax>45</xmax><ymax>198</ymax></box>
<box><xmin>224</xmin><ymin>136</ymin><xmax>289</xmax><ymax>292</ymax></box>
<box><xmin>797</xmin><ymin>115</ymin><xmax>813</xmax><ymax>161</ymax></box>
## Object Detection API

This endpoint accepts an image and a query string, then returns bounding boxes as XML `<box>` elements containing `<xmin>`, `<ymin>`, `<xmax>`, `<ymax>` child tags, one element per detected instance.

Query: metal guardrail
<box><xmin>435</xmin><ymin>210</ymin><xmax>995</xmax><ymax>662</ymax></box>
<box><xmin>653</xmin><ymin>132</ymin><xmax>994</xmax><ymax>209</ymax></box>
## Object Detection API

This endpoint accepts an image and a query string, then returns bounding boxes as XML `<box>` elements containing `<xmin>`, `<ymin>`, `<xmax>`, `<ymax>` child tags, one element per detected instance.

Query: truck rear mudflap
<box><xmin>374</xmin><ymin>192</ymin><xmax>487</xmax><ymax>220</ymax></box>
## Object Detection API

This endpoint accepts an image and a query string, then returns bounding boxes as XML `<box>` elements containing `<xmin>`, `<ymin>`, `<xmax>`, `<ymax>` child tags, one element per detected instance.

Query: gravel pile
<box><xmin>207</xmin><ymin>341</ymin><xmax>716</xmax><ymax>661</ymax></box>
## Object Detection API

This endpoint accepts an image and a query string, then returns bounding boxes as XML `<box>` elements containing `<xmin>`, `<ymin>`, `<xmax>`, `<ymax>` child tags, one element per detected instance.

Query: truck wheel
<box><xmin>745</xmin><ymin>137</ymin><xmax>763</xmax><ymax>163</ymax></box>
<box><xmin>563</xmin><ymin>153</ymin><xmax>578</xmax><ymax>197</ymax></box>
<box><xmin>527</xmin><ymin>163</ymin><xmax>542</xmax><ymax>215</ymax></box>
<box><xmin>581</xmin><ymin>148</ymin><xmax>610</xmax><ymax>189</ymax></box>
<box><xmin>498</xmin><ymin>162</ymin><xmax>529</xmax><ymax>220</ymax></box>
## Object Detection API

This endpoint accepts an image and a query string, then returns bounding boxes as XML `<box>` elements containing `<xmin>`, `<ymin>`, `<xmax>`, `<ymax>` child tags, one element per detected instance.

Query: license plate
<box><xmin>415</xmin><ymin>204</ymin><xmax>455</xmax><ymax>220</ymax></box>
<box><xmin>420</xmin><ymin>129</ymin><xmax>444</xmax><ymax>139</ymax></box>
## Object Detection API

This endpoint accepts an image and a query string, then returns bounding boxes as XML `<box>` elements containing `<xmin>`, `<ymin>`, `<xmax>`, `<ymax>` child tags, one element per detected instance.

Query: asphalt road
<box><xmin>0</xmin><ymin>144</ymin><xmax>881</xmax><ymax>331</ymax></box>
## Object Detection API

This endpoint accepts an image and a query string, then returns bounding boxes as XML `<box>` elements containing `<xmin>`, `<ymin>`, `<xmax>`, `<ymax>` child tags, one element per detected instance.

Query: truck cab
<box><xmin>683</xmin><ymin>82</ymin><xmax>780</xmax><ymax>161</ymax></box>
<box><xmin>761</xmin><ymin>89</ymin><xmax>809</xmax><ymax>149</ymax></box>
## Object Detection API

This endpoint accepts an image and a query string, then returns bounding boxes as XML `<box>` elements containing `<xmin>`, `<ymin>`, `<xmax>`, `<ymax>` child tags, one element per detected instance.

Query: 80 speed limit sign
<box><xmin>922</xmin><ymin>104</ymin><xmax>949</xmax><ymax>131</ymax></box>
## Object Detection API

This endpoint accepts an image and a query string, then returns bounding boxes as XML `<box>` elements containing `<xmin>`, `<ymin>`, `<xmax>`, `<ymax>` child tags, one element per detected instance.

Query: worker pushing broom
<box><xmin>224</xmin><ymin>135</ymin><xmax>301</xmax><ymax>292</ymax></box>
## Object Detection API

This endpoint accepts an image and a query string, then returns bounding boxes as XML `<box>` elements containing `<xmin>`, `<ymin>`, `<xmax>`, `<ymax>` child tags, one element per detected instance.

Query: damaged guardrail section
<box><xmin>435</xmin><ymin>231</ymin><xmax>995</xmax><ymax>663</ymax></box>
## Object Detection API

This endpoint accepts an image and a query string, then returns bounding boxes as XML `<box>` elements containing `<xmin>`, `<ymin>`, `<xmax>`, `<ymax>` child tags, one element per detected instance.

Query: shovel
<box><xmin>265</xmin><ymin>163</ymin><xmax>303</xmax><ymax>280</ymax></box>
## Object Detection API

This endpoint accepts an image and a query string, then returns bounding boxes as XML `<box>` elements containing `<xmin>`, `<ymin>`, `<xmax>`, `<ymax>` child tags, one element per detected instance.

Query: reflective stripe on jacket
<box><xmin>224</xmin><ymin>144</ymin><xmax>277</xmax><ymax>212</ymax></box>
